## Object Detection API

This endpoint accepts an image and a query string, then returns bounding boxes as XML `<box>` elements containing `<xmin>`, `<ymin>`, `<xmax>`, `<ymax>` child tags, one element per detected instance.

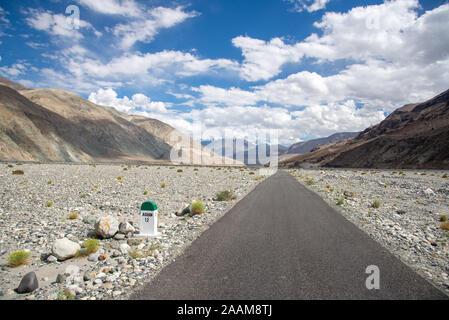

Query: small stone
<box><xmin>396</xmin><ymin>210</ymin><xmax>406</xmax><ymax>215</ymax></box>
<box><xmin>94</xmin><ymin>278</ymin><xmax>103</xmax><ymax>285</ymax></box>
<box><xmin>120</xmin><ymin>243</ymin><xmax>131</xmax><ymax>254</ymax></box>
<box><xmin>83</xmin><ymin>271</ymin><xmax>93</xmax><ymax>281</ymax></box>
<box><xmin>98</xmin><ymin>254</ymin><xmax>107</xmax><ymax>261</ymax></box>
<box><xmin>94</xmin><ymin>216</ymin><xmax>120</xmax><ymax>239</ymax></box>
<box><xmin>52</xmin><ymin>238</ymin><xmax>81</xmax><ymax>261</ymax></box>
<box><xmin>56</xmin><ymin>274</ymin><xmax>67</xmax><ymax>284</ymax></box>
<box><xmin>88</xmin><ymin>253</ymin><xmax>100</xmax><ymax>262</ymax></box>
<box><xmin>16</xmin><ymin>272</ymin><xmax>39</xmax><ymax>294</ymax></box>
<box><xmin>114</xmin><ymin>233</ymin><xmax>126</xmax><ymax>240</ymax></box>
<box><xmin>46</xmin><ymin>255</ymin><xmax>58</xmax><ymax>263</ymax></box>
<box><xmin>119</xmin><ymin>221</ymin><xmax>135</xmax><ymax>234</ymax></box>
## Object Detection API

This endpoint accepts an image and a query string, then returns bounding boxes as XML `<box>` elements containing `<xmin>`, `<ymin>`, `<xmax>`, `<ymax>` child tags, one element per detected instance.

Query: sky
<box><xmin>0</xmin><ymin>0</ymin><xmax>448</xmax><ymax>145</ymax></box>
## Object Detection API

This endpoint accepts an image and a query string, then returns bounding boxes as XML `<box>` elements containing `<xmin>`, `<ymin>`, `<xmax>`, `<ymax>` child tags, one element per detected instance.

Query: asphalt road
<box><xmin>132</xmin><ymin>170</ymin><xmax>448</xmax><ymax>300</ymax></box>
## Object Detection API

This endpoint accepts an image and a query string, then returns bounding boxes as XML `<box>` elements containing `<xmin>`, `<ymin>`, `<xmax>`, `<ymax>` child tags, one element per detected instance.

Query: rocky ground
<box><xmin>287</xmin><ymin>168</ymin><xmax>449</xmax><ymax>295</ymax></box>
<box><xmin>0</xmin><ymin>163</ymin><xmax>264</xmax><ymax>300</ymax></box>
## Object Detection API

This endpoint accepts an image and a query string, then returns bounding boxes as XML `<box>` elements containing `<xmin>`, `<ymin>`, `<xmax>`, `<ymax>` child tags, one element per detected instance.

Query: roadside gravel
<box><xmin>0</xmin><ymin>163</ymin><xmax>264</xmax><ymax>300</ymax></box>
<box><xmin>287</xmin><ymin>168</ymin><xmax>449</xmax><ymax>295</ymax></box>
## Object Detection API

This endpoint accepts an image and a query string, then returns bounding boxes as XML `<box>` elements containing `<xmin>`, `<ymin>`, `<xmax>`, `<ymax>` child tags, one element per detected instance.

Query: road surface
<box><xmin>132</xmin><ymin>170</ymin><xmax>448</xmax><ymax>300</ymax></box>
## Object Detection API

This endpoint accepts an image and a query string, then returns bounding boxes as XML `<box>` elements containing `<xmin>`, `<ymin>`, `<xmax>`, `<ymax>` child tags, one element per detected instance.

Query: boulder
<box><xmin>95</xmin><ymin>216</ymin><xmax>120</xmax><ymax>239</ymax></box>
<box><xmin>16</xmin><ymin>272</ymin><xmax>38</xmax><ymax>294</ymax></box>
<box><xmin>52</xmin><ymin>238</ymin><xmax>81</xmax><ymax>261</ymax></box>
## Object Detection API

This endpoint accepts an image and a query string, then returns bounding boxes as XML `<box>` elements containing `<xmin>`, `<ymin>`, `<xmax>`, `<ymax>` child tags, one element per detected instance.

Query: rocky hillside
<box><xmin>280</xmin><ymin>89</ymin><xmax>449</xmax><ymax>169</ymax></box>
<box><xmin>0</xmin><ymin>78</ymin><xmax>238</xmax><ymax>164</ymax></box>
<box><xmin>123</xmin><ymin>115</ymin><xmax>240</xmax><ymax>166</ymax></box>
<box><xmin>286</xmin><ymin>132</ymin><xmax>359</xmax><ymax>154</ymax></box>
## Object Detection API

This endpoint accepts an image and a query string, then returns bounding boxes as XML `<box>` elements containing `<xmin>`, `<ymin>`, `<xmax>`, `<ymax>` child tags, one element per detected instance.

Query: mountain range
<box><xmin>0</xmin><ymin>77</ymin><xmax>238</xmax><ymax>165</ymax></box>
<box><xmin>280</xmin><ymin>89</ymin><xmax>449</xmax><ymax>169</ymax></box>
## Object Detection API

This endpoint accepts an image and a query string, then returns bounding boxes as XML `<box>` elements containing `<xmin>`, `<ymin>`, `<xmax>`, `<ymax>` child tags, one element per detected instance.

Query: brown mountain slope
<box><xmin>280</xmin><ymin>89</ymin><xmax>449</xmax><ymax>169</ymax></box>
<box><xmin>124</xmin><ymin>114</ymin><xmax>243</xmax><ymax>166</ymax></box>
<box><xmin>0</xmin><ymin>84</ymin><xmax>173</xmax><ymax>162</ymax></box>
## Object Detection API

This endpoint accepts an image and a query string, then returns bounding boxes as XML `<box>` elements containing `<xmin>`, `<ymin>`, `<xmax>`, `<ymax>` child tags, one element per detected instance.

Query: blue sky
<box><xmin>0</xmin><ymin>0</ymin><xmax>448</xmax><ymax>144</ymax></box>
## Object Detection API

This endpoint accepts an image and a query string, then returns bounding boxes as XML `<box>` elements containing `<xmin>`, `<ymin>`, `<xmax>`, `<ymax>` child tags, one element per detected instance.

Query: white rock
<box><xmin>119</xmin><ymin>243</ymin><xmax>131</xmax><ymax>254</ymax></box>
<box><xmin>119</xmin><ymin>221</ymin><xmax>135</xmax><ymax>234</ymax></box>
<box><xmin>423</xmin><ymin>188</ymin><xmax>435</xmax><ymax>196</ymax></box>
<box><xmin>95</xmin><ymin>216</ymin><xmax>120</xmax><ymax>239</ymax></box>
<box><xmin>52</xmin><ymin>238</ymin><xmax>81</xmax><ymax>261</ymax></box>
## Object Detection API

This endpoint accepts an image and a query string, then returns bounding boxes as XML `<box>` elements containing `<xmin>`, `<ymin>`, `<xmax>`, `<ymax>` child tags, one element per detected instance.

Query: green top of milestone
<box><xmin>141</xmin><ymin>201</ymin><xmax>158</xmax><ymax>211</ymax></box>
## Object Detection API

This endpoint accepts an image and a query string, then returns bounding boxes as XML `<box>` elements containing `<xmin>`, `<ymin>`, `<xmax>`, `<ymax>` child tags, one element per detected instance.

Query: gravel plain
<box><xmin>288</xmin><ymin>168</ymin><xmax>449</xmax><ymax>295</ymax></box>
<box><xmin>0</xmin><ymin>163</ymin><xmax>264</xmax><ymax>300</ymax></box>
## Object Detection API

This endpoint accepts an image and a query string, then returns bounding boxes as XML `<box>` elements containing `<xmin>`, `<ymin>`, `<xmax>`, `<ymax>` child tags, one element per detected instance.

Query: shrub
<box><xmin>82</xmin><ymin>239</ymin><xmax>99</xmax><ymax>255</ymax></box>
<box><xmin>117</xmin><ymin>176</ymin><xmax>123</xmax><ymax>180</ymax></box>
<box><xmin>440</xmin><ymin>222</ymin><xmax>449</xmax><ymax>231</ymax></box>
<box><xmin>80</xmin><ymin>193</ymin><xmax>87</xmax><ymax>198</ymax></box>
<box><xmin>123</xmin><ymin>168</ymin><xmax>128</xmax><ymax>171</ymax></box>
<box><xmin>372</xmin><ymin>200</ymin><xmax>381</xmax><ymax>209</ymax></box>
<box><xmin>161</xmin><ymin>183</ymin><xmax>166</xmax><ymax>188</ymax></box>
<box><xmin>191</xmin><ymin>201</ymin><xmax>205</xmax><ymax>215</ymax></box>
<box><xmin>326</xmin><ymin>184</ymin><xmax>331</xmax><ymax>189</ymax></box>
<box><xmin>440</xmin><ymin>215</ymin><xmax>448</xmax><ymax>222</ymax></box>
<box><xmin>248</xmin><ymin>171</ymin><xmax>255</xmax><ymax>175</ymax></box>
<box><xmin>143</xmin><ymin>190</ymin><xmax>148</xmax><ymax>195</ymax></box>
<box><xmin>177</xmin><ymin>169</ymin><xmax>183</xmax><ymax>173</ymax></box>
<box><xmin>7</xmin><ymin>164</ymin><xmax>13</xmax><ymax>168</ymax></box>
<box><xmin>12</xmin><ymin>170</ymin><xmax>24</xmax><ymax>175</ymax></box>
<box><xmin>16</xmin><ymin>163</ymin><xmax>23</xmax><ymax>166</ymax></box>
<box><xmin>305</xmin><ymin>178</ymin><xmax>315</xmax><ymax>185</ymax></box>
<box><xmin>93</xmin><ymin>185</ymin><xmax>99</xmax><ymax>190</ymax></box>
<box><xmin>68</xmin><ymin>212</ymin><xmax>78</xmax><ymax>220</ymax></box>
<box><xmin>57</xmin><ymin>288</ymin><xmax>75</xmax><ymax>300</ymax></box>
<box><xmin>48</xmin><ymin>180</ymin><xmax>52</xmax><ymax>185</ymax></box>
<box><xmin>8</xmin><ymin>250</ymin><xmax>30</xmax><ymax>267</ymax></box>
<box><xmin>46</xmin><ymin>201</ymin><xmax>53</xmax><ymax>207</ymax></box>
<box><xmin>336</xmin><ymin>198</ymin><xmax>344</xmax><ymax>206</ymax></box>
<box><xmin>194</xmin><ymin>168</ymin><xmax>199</xmax><ymax>171</ymax></box>
<box><xmin>443</xmin><ymin>174</ymin><xmax>448</xmax><ymax>179</ymax></box>
<box><xmin>215</xmin><ymin>190</ymin><xmax>236</xmax><ymax>201</ymax></box>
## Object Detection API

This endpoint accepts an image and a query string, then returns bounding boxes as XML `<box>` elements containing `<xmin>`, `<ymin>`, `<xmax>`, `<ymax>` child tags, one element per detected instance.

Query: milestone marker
<box><xmin>140</xmin><ymin>201</ymin><xmax>160</xmax><ymax>237</ymax></box>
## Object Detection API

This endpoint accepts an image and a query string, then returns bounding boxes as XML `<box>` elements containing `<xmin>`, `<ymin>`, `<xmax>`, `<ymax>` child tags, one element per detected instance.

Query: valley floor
<box><xmin>288</xmin><ymin>168</ymin><xmax>449</xmax><ymax>295</ymax></box>
<box><xmin>0</xmin><ymin>163</ymin><xmax>263</xmax><ymax>300</ymax></box>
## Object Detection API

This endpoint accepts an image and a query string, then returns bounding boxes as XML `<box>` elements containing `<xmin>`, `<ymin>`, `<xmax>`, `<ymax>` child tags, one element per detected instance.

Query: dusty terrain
<box><xmin>288</xmin><ymin>168</ymin><xmax>449</xmax><ymax>295</ymax></box>
<box><xmin>0</xmin><ymin>163</ymin><xmax>263</xmax><ymax>300</ymax></box>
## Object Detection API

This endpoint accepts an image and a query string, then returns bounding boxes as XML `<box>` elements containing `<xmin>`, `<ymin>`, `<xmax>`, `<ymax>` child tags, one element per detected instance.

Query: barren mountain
<box><xmin>286</xmin><ymin>132</ymin><xmax>359</xmax><ymax>155</ymax></box>
<box><xmin>0</xmin><ymin>78</ymin><xmax>238</xmax><ymax>164</ymax></box>
<box><xmin>123</xmin><ymin>115</ymin><xmax>242</xmax><ymax>166</ymax></box>
<box><xmin>280</xmin><ymin>89</ymin><xmax>449</xmax><ymax>169</ymax></box>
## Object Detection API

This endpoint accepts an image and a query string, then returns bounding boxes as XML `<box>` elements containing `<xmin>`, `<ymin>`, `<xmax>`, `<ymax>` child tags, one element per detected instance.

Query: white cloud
<box><xmin>88</xmin><ymin>88</ymin><xmax>169</xmax><ymax>113</ymax></box>
<box><xmin>110</xmin><ymin>6</ymin><xmax>198</xmax><ymax>49</ymax></box>
<box><xmin>286</xmin><ymin>0</ymin><xmax>331</xmax><ymax>13</ymax></box>
<box><xmin>232</xmin><ymin>36</ymin><xmax>304</xmax><ymax>81</ymax></box>
<box><xmin>25</xmin><ymin>9</ymin><xmax>99</xmax><ymax>39</ymax></box>
<box><xmin>0</xmin><ymin>63</ymin><xmax>27</xmax><ymax>77</ymax></box>
<box><xmin>66</xmin><ymin>50</ymin><xmax>239</xmax><ymax>81</ymax></box>
<box><xmin>78</xmin><ymin>0</ymin><xmax>141</xmax><ymax>17</ymax></box>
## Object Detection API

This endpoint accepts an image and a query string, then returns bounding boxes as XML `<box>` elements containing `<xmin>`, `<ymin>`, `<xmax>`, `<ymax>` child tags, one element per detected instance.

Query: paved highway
<box><xmin>132</xmin><ymin>170</ymin><xmax>447</xmax><ymax>300</ymax></box>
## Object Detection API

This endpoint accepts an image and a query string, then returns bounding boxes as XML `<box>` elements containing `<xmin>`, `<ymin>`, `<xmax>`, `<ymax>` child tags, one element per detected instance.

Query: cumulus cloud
<box><xmin>88</xmin><ymin>88</ymin><xmax>169</xmax><ymax>113</ymax></box>
<box><xmin>111</xmin><ymin>6</ymin><xmax>198</xmax><ymax>49</ymax></box>
<box><xmin>25</xmin><ymin>8</ymin><xmax>99</xmax><ymax>39</ymax></box>
<box><xmin>232</xmin><ymin>36</ymin><xmax>304</xmax><ymax>81</ymax></box>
